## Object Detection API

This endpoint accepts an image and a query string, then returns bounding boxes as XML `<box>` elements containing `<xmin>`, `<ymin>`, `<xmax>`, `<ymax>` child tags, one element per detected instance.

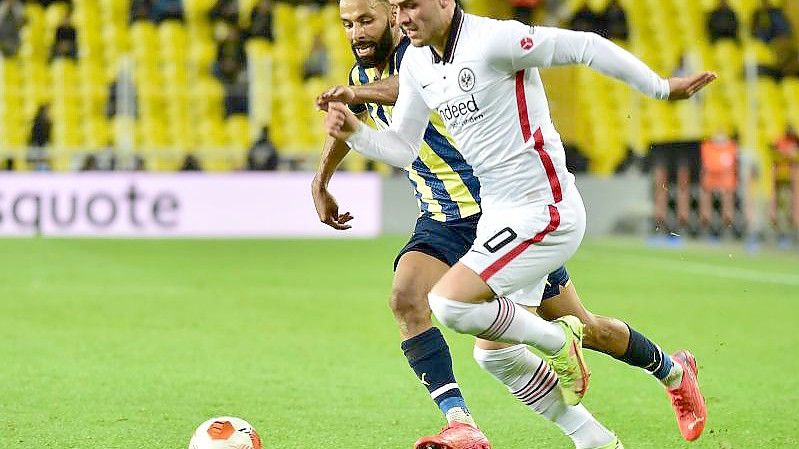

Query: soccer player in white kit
<box><xmin>324</xmin><ymin>0</ymin><xmax>715</xmax><ymax>444</ymax></box>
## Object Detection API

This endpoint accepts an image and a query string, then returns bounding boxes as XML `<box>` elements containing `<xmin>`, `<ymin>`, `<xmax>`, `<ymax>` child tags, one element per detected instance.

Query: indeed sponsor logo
<box><xmin>438</xmin><ymin>94</ymin><xmax>481</xmax><ymax>122</ymax></box>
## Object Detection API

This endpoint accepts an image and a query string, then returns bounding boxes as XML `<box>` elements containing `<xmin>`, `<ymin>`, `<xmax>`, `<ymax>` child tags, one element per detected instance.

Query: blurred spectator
<box><xmin>36</xmin><ymin>0</ymin><xmax>71</xmax><ymax>7</ymax></box>
<box><xmin>209</xmin><ymin>0</ymin><xmax>238</xmax><ymax>26</ymax></box>
<box><xmin>246</xmin><ymin>127</ymin><xmax>279</xmax><ymax>170</ymax></box>
<box><xmin>50</xmin><ymin>6</ymin><xmax>77</xmax><ymax>60</ymax></box>
<box><xmin>564</xmin><ymin>143</ymin><xmax>588</xmax><ymax>173</ymax></box>
<box><xmin>132</xmin><ymin>154</ymin><xmax>146</xmax><ymax>171</ymax></box>
<box><xmin>2</xmin><ymin>157</ymin><xmax>13</xmax><ymax>170</ymax></box>
<box><xmin>152</xmin><ymin>0</ymin><xmax>183</xmax><ymax>24</ymax></box>
<box><xmin>222</xmin><ymin>68</ymin><xmax>248</xmax><ymax>116</ymax></box>
<box><xmin>0</xmin><ymin>0</ymin><xmax>26</xmax><ymax>57</ymax></box>
<box><xmin>751</xmin><ymin>0</ymin><xmax>791</xmax><ymax>43</ymax></box>
<box><xmin>600</xmin><ymin>0</ymin><xmax>628</xmax><ymax>41</ymax></box>
<box><xmin>215</xmin><ymin>25</ymin><xmax>246</xmax><ymax>79</ymax></box>
<box><xmin>302</xmin><ymin>33</ymin><xmax>329</xmax><ymax>80</ymax></box>
<box><xmin>770</xmin><ymin>125</ymin><xmax>799</xmax><ymax>246</ymax></box>
<box><xmin>772</xmin><ymin>35</ymin><xmax>799</xmax><ymax>78</ymax></box>
<box><xmin>510</xmin><ymin>0</ymin><xmax>542</xmax><ymax>25</ymax></box>
<box><xmin>214</xmin><ymin>26</ymin><xmax>249</xmax><ymax>116</ymax></box>
<box><xmin>700</xmin><ymin>131</ymin><xmax>738</xmax><ymax>237</ymax></box>
<box><xmin>671</xmin><ymin>53</ymin><xmax>692</xmax><ymax>78</ymax></box>
<box><xmin>80</xmin><ymin>154</ymin><xmax>99</xmax><ymax>171</ymax></box>
<box><xmin>129</xmin><ymin>0</ymin><xmax>152</xmax><ymax>24</ymax></box>
<box><xmin>105</xmin><ymin>71</ymin><xmax>138</xmax><ymax>118</ymax></box>
<box><xmin>569</xmin><ymin>3</ymin><xmax>602</xmax><ymax>34</ymax></box>
<box><xmin>180</xmin><ymin>154</ymin><xmax>202</xmax><ymax>171</ymax></box>
<box><xmin>248</xmin><ymin>0</ymin><xmax>273</xmax><ymax>41</ymax></box>
<box><xmin>706</xmin><ymin>0</ymin><xmax>739</xmax><ymax>43</ymax></box>
<box><xmin>29</xmin><ymin>104</ymin><xmax>52</xmax><ymax>147</ymax></box>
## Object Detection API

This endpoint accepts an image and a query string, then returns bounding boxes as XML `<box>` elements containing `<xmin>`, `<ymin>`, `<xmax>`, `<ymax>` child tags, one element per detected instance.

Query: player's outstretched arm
<box><xmin>491</xmin><ymin>23</ymin><xmax>717</xmax><ymax>100</ymax></box>
<box><xmin>316</xmin><ymin>76</ymin><xmax>400</xmax><ymax>110</ymax></box>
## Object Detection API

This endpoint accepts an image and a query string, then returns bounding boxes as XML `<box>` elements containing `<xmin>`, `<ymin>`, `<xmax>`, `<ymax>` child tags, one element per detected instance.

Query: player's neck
<box><xmin>375</xmin><ymin>32</ymin><xmax>404</xmax><ymax>75</ymax></box>
<box><xmin>431</xmin><ymin>7</ymin><xmax>456</xmax><ymax>58</ymax></box>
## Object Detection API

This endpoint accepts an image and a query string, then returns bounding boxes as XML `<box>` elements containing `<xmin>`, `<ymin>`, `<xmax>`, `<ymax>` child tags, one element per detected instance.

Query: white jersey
<box><xmin>347</xmin><ymin>9</ymin><xmax>670</xmax><ymax>210</ymax></box>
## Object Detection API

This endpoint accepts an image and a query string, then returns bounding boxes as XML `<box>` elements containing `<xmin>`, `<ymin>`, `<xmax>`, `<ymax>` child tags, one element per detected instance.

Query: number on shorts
<box><xmin>483</xmin><ymin>227</ymin><xmax>517</xmax><ymax>253</ymax></box>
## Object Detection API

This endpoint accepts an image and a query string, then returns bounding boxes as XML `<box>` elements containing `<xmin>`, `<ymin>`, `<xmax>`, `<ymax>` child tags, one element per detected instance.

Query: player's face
<box><xmin>390</xmin><ymin>0</ymin><xmax>448</xmax><ymax>47</ymax></box>
<box><xmin>341</xmin><ymin>0</ymin><xmax>397</xmax><ymax>68</ymax></box>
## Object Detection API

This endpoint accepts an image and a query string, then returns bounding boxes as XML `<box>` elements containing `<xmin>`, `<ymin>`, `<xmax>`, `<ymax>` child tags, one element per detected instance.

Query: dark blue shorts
<box><xmin>394</xmin><ymin>214</ymin><xmax>480</xmax><ymax>269</ymax></box>
<box><xmin>394</xmin><ymin>214</ymin><xmax>570</xmax><ymax>301</ymax></box>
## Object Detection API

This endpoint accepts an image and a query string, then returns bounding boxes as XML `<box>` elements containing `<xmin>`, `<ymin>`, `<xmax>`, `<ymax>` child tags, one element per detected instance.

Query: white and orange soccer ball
<box><xmin>188</xmin><ymin>416</ymin><xmax>263</xmax><ymax>449</ymax></box>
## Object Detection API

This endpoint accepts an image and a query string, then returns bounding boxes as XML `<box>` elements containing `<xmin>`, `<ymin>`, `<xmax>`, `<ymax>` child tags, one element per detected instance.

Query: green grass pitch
<box><xmin>1</xmin><ymin>237</ymin><xmax>797</xmax><ymax>448</ymax></box>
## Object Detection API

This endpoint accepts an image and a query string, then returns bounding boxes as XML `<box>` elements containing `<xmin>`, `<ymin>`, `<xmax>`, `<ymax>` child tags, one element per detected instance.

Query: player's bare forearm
<box><xmin>351</xmin><ymin>76</ymin><xmax>400</xmax><ymax>106</ymax></box>
<box><xmin>314</xmin><ymin>110</ymin><xmax>370</xmax><ymax>189</ymax></box>
<box><xmin>313</xmin><ymin>136</ymin><xmax>351</xmax><ymax>190</ymax></box>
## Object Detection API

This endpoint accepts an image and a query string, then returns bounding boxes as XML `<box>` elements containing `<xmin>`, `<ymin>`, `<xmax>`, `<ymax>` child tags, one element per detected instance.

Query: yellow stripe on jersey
<box><xmin>347</xmin><ymin>46</ymin><xmax>482</xmax><ymax>222</ymax></box>
<box><xmin>406</xmin><ymin>165</ymin><xmax>445</xmax><ymax>219</ymax></box>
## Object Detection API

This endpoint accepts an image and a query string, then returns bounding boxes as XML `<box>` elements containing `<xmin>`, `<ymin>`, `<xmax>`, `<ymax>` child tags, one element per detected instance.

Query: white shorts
<box><xmin>505</xmin><ymin>277</ymin><xmax>547</xmax><ymax>307</ymax></box>
<box><xmin>460</xmin><ymin>186</ymin><xmax>586</xmax><ymax>298</ymax></box>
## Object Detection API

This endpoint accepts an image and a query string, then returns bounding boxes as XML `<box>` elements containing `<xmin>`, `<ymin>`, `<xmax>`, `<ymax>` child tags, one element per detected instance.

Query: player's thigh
<box><xmin>430</xmin><ymin>261</ymin><xmax>495</xmax><ymax>303</ymax></box>
<box><xmin>393</xmin><ymin>250</ymin><xmax>451</xmax><ymax>308</ymax></box>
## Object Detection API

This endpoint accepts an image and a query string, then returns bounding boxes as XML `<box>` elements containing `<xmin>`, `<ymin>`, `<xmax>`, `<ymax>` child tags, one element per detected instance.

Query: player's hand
<box><xmin>325</xmin><ymin>102</ymin><xmax>360</xmax><ymax>141</ymax></box>
<box><xmin>668</xmin><ymin>71</ymin><xmax>718</xmax><ymax>100</ymax></box>
<box><xmin>316</xmin><ymin>85</ymin><xmax>356</xmax><ymax>111</ymax></box>
<box><xmin>311</xmin><ymin>184</ymin><xmax>354</xmax><ymax>230</ymax></box>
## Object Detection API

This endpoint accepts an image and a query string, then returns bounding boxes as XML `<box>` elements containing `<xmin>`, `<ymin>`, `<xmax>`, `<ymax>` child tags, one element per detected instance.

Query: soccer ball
<box><xmin>188</xmin><ymin>416</ymin><xmax>262</xmax><ymax>449</ymax></box>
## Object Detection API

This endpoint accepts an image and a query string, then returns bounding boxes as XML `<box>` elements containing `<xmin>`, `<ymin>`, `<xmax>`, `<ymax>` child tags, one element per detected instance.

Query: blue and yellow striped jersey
<box><xmin>348</xmin><ymin>37</ymin><xmax>481</xmax><ymax>222</ymax></box>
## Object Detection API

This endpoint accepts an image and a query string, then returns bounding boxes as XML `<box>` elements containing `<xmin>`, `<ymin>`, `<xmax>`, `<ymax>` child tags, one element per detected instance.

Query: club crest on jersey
<box><xmin>520</xmin><ymin>36</ymin><xmax>534</xmax><ymax>50</ymax></box>
<box><xmin>458</xmin><ymin>67</ymin><xmax>475</xmax><ymax>92</ymax></box>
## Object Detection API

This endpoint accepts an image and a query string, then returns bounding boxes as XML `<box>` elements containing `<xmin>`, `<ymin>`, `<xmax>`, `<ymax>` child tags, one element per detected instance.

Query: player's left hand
<box><xmin>325</xmin><ymin>102</ymin><xmax>360</xmax><ymax>141</ymax></box>
<box><xmin>316</xmin><ymin>85</ymin><xmax>356</xmax><ymax>111</ymax></box>
<box><xmin>311</xmin><ymin>184</ymin><xmax>354</xmax><ymax>230</ymax></box>
<box><xmin>668</xmin><ymin>71</ymin><xmax>718</xmax><ymax>100</ymax></box>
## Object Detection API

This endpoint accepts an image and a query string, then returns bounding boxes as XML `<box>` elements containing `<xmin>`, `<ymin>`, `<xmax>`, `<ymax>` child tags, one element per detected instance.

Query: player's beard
<box><xmin>351</xmin><ymin>24</ymin><xmax>394</xmax><ymax>69</ymax></box>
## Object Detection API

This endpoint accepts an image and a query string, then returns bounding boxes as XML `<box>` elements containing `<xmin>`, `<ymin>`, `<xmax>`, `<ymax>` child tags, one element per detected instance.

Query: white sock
<box><xmin>429</xmin><ymin>294</ymin><xmax>566</xmax><ymax>354</ymax></box>
<box><xmin>662</xmin><ymin>361</ymin><xmax>684</xmax><ymax>389</ymax></box>
<box><xmin>445</xmin><ymin>407</ymin><xmax>476</xmax><ymax>426</ymax></box>
<box><xmin>474</xmin><ymin>345</ymin><xmax>615</xmax><ymax>449</ymax></box>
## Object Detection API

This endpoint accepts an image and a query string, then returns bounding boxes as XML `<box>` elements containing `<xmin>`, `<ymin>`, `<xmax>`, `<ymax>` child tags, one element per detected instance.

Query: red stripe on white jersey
<box><xmin>515</xmin><ymin>71</ymin><xmax>532</xmax><ymax>142</ymax></box>
<box><xmin>533</xmin><ymin>128</ymin><xmax>563</xmax><ymax>203</ymax></box>
<box><xmin>515</xmin><ymin>70</ymin><xmax>563</xmax><ymax>203</ymax></box>
<box><xmin>479</xmin><ymin>205</ymin><xmax>561</xmax><ymax>281</ymax></box>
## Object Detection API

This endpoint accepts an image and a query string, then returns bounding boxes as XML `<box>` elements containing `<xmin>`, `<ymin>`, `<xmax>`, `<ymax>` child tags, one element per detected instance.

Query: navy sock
<box><xmin>617</xmin><ymin>324</ymin><xmax>673</xmax><ymax>380</ymax></box>
<box><xmin>401</xmin><ymin>327</ymin><xmax>468</xmax><ymax>415</ymax></box>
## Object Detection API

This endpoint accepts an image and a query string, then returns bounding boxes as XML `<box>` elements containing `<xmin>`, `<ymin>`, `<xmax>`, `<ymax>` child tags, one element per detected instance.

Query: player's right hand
<box><xmin>311</xmin><ymin>184</ymin><xmax>354</xmax><ymax>230</ymax></box>
<box><xmin>667</xmin><ymin>71</ymin><xmax>717</xmax><ymax>100</ymax></box>
<box><xmin>316</xmin><ymin>85</ymin><xmax>356</xmax><ymax>111</ymax></box>
<box><xmin>325</xmin><ymin>102</ymin><xmax>360</xmax><ymax>141</ymax></box>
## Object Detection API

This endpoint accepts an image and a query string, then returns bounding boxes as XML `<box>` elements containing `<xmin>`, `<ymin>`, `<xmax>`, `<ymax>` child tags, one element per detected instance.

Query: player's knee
<box><xmin>427</xmin><ymin>293</ymin><xmax>475</xmax><ymax>334</ymax></box>
<box><xmin>389</xmin><ymin>285</ymin><xmax>430</xmax><ymax>324</ymax></box>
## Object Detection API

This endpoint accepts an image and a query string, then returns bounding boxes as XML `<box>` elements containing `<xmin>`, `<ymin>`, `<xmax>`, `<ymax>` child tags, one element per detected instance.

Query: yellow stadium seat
<box><xmin>226</xmin><ymin>114</ymin><xmax>251</xmax><ymax>150</ymax></box>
